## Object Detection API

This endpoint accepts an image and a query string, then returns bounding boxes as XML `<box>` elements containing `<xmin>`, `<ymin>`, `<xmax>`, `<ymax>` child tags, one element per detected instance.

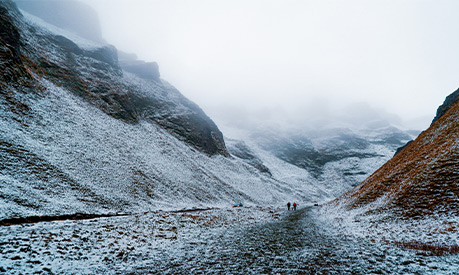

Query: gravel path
<box><xmin>1</xmin><ymin>207</ymin><xmax>458</xmax><ymax>274</ymax></box>
<box><xmin>135</xmin><ymin>207</ymin><xmax>459</xmax><ymax>274</ymax></box>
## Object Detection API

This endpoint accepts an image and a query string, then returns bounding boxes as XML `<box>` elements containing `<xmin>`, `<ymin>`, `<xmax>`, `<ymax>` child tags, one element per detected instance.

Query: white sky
<box><xmin>83</xmin><ymin>0</ymin><xmax>459</xmax><ymax>130</ymax></box>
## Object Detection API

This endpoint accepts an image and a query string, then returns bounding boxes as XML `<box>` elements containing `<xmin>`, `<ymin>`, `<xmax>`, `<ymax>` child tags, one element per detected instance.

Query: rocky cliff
<box><xmin>431</xmin><ymin>87</ymin><xmax>459</xmax><ymax>125</ymax></box>
<box><xmin>2</xmin><ymin>0</ymin><xmax>228</xmax><ymax>157</ymax></box>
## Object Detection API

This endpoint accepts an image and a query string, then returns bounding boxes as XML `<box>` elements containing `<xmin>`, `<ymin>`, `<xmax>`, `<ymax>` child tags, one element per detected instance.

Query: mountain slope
<box><xmin>222</xmin><ymin>123</ymin><xmax>416</xmax><ymax>199</ymax></box>
<box><xmin>321</xmin><ymin>88</ymin><xmax>459</xmax><ymax>247</ymax></box>
<box><xmin>0</xmin><ymin>0</ymin><xmax>321</xmax><ymax>219</ymax></box>
<box><xmin>335</xmin><ymin>93</ymin><xmax>459</xmax><ymax>219</ymax></box>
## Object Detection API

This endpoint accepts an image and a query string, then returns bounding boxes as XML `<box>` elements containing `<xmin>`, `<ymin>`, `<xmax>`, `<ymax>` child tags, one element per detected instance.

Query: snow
<box><xmin>319</xmin><ymin>197</ymin><xmax>459</xmax><ymax>260</ymax></box>
<box><xmin>0</xmin><ymin>207</ymin><xmax>281</xmax><ymax>274</ymax></box>
<box><xmin>0</xmin><ymin>78</ymin><xmax>314</xmax><ymax>219</ymax></box>
<box><xmin>3</xmin><ymin>206</ymin><xmax>457</xmax><ymax>274</ymax></box>
<box><xmin>3</xmin><ymin>2</ymin><xmax>458</xmax><ymax>273</ymax></box>
<box><xmin>220</xmin><ymin>121</ymin><xmax>413</xmax><ymax>203</ymax></box>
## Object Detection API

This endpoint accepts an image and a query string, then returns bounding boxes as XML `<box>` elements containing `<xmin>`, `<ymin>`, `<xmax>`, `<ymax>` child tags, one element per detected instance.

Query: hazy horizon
<box><xmin>80</xmin><ymin>0</ymin><xmax>459</xmax><ymax>131</ymax></box>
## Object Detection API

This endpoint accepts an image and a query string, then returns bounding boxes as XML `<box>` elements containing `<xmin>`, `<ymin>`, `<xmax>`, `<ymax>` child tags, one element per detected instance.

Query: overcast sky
<box><xmin>82</xmin><ymin>0</ymin><xmax>459</xmax><ymax>130</ymax></box>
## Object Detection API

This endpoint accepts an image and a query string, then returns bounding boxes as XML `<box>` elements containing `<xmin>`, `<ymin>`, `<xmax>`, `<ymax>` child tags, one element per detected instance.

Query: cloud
<box><xmin>82</xmin><ymin>0</ymin><xmax>459</xmax><ymax>131</ymax></box>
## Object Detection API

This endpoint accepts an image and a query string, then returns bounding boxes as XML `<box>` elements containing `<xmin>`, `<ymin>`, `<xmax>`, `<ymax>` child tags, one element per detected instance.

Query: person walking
<box><xmin>293</xmin><ymin>202</ymin><xmax>297</xmax><ymax>210</ymax></box>
<box><xmin>287</xmin><ymin>202</ymin><xmax>291</xmax><ymax>211</ymax></box>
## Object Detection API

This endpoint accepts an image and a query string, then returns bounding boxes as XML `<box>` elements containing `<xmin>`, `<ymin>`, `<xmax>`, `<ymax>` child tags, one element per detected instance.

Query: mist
<box><xmin>81</xmin><ymin>0</ymin><xmax>459</xmax><ymax>131</ymax></box>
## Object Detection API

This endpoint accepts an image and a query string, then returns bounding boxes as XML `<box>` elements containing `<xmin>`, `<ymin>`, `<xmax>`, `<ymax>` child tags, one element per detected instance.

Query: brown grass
<box><xmin>338</xmin><ymin>99</ymin><xmax>459</xmax><ymax>219</ymax></box>
<box><xmin>393</xmin><ymin>241</ymin><xmax>459</xmax><ymax>256</ymax></box>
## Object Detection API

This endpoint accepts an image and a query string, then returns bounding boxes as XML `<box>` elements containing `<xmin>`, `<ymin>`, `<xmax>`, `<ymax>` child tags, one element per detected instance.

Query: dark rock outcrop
<box><xmin>117</xmin><ymin>50</ymin><xmax>160</xmax><ymax>81</ymax></box>
<box><xmin>85</xmin><ymin>45</ymin><xmax>119</xmax><ymax>67</ymax></box>
<box><xmin>1</xmin><ymin>0</ymin><xmax>228</xmax><ymax>156</ymax></box>
<box><xmin>0</xmin><ymin>3</ymin><xmax>21</xmax><ymax>62</ymax></box>
<box><xmin>431</xmin><ymin>87</ymin><xmax>459</xmax><ymax>125</ymax></box>
<box><xmin>227</xmin><ymin>140</ymin><xmax>271</xmax><ymax>175</ymax></box>
<box><xmin>0</xmin><ymin>1</ymin><xmax>29</xmax><ymax>83</ymax></box>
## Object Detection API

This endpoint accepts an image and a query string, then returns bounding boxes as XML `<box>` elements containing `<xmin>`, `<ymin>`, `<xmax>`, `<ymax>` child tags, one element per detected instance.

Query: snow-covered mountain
<box><xmin>0</xmin><ymin>0</ymin><xmax>420</xmax><ymax>222</ymax></box>
<box><xmin>1</xmin><ymin>0</ymin><xmax>329</xmax><ymax>219</ymax></box>
<box><xmin>222</xmin><ymin>120</ymin><xmax>417</xmax><ymax>199</ymax></box>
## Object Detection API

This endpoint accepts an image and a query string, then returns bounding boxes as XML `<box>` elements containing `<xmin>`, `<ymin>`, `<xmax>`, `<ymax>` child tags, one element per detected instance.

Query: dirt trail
<box><xmin>135</xmin><ymin>207</ymin><xmax>455</xmax><ymax>274</ymax></box>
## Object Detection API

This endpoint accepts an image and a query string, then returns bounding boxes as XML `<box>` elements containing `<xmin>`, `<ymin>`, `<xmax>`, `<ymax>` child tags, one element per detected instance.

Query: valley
<box><xmin>1</xmin><ymin>0</ymin><xmax>459</xmax><ymax>273</ymax></box>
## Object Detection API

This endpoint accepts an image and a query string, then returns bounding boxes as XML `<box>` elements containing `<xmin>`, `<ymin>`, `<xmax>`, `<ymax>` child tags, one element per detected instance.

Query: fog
<box><xmin>81</xmin><ymin>0</ymin><xmax>459</xmax><ymax>130</ymax></box>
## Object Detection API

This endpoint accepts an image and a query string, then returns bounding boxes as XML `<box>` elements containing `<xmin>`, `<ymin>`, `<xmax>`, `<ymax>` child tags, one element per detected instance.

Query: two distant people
<box><xmin>286</xmin><ymin>202</ymin><xmax>297</xmax><ymax>211</ymax></box>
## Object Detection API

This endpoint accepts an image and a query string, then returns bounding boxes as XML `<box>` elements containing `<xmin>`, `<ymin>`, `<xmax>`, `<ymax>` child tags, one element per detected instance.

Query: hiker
<box><xmin>287</xmin><ymin>202</ymin><xmax>291</xmax><ymax>211</ymax></box>
<box><xmin>293</xmin><ymin>202</ymin><xmax>297</xmax><ymax>210</ymax></box>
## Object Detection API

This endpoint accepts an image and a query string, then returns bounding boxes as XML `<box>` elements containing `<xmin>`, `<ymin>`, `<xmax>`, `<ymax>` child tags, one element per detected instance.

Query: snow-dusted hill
<box><xmin>0</xmin><ymin>0</ymin><xmax>420</xmax><ymax>222</ymax></box>
<box><xmin>321</xmin><ymin>88</ymin><xmax>459</xmax><ymax>249</ymax></box>
<box><xmin>222</xmin><ymin>124</ymin><xmax>417</xmax><ymax>199</ymax></box>
<box><xmin>0</xmin><ymin>0</ymin><xmax>328</xmax><ymax>219</ymax></box>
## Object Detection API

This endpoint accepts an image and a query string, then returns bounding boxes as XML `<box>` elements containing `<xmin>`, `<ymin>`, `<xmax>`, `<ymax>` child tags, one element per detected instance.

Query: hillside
<box><xmin>221</xmin><ymin>120</ymin><xmax>417</xmax><ymax>199</ymax></box>
<box><xmin>0</xmin><ymin>0</ymin><xmax>323</xmax><ymax>219</ymax></box>
<box><xmin>322</xmin><ymin>88</ymin><xmax>459</xmax><ymax>248</ymax></box>
<box><xmin>0</xmin><ymin>0</ymin><xmax>424</xmax><ymax>224</ymax></box>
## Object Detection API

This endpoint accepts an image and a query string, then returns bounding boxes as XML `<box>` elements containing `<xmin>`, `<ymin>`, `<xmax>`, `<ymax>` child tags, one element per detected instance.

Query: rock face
<box><xmin>226</xmin><ymin>140</ymin><xmax>272</xmax><ymax>176</ymax></box>
<box><xmin>431</xmin><ymin>87</ymin><xmax>459</xmax><ymax>125</ymax></box>
<box><xmin>117</xmin><ymin>50</ymin><xmax>161</xmax><ymax>81</ymax></box>
<box><xmin>1</xmin><ymin>0</ymin><xmax>228</xmax><ymax>157</ymax></box>
<box><xmin>0</xmin><ymin>1</ymin><xmax>26</xmax><ymax>81</ymax></box>
<box><xmin>335</xmin><ymin>88</ymin><xmax>459</xmax><ymax>219</ymax></box>
<box><xmin>14</xmin><ymin>0</ymin><xmax>104</xmax><ymax>43</ymax></box>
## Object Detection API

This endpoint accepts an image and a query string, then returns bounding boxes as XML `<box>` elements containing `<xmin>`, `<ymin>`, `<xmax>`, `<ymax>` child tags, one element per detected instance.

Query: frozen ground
<box><xmin>1</xmin><ymin>206</ymin><xmax>458</xmax><ymax>274</ymax></box>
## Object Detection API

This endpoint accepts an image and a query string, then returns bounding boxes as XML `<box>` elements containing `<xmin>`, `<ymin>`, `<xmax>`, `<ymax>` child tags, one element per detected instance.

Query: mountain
<box><xmin>0</xmin><ymin>0</ymin><xmax>324</xmax><ymax>219</ymax></box>
<box><xmin>0</xmin><ymin>0</ymin><xmax>423</xmax><ymax>223</ymax></box>
<box><xmin>221</xmin><ymin>119</ymin><xmax>417</xmax><ymax>199</ymax></box>
<box><xmin>322</xmin><ymin>88</ymin><xmax>459</xmax><ymax>246</ymax></box>
<box><xmin>393</xmin><ymin>87</ymin><xmax>459</xmax><ymax>157</ymax></box>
